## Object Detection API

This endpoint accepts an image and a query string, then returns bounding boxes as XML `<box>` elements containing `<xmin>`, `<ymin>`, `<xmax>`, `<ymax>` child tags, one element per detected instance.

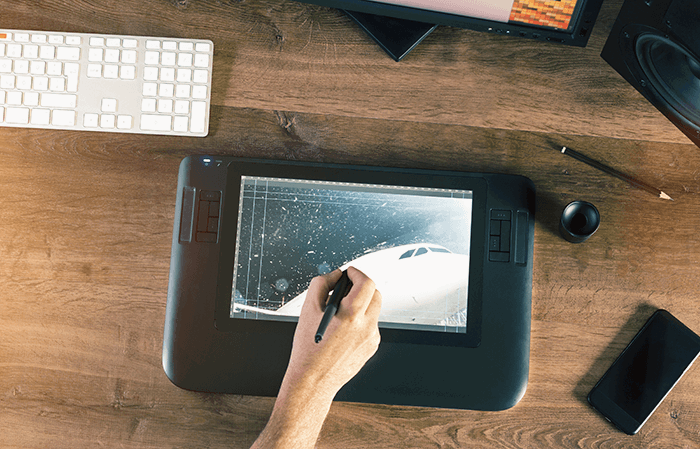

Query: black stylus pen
<box><xmin>314</xmin><ymin>270</ymin><xmax>352</xmax><ymax>344</ymax></box>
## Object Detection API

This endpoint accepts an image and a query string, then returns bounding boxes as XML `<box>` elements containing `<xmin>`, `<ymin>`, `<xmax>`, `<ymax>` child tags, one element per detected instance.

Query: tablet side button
<box><xmin>515</xmin><ymin>210</ymin><xmax>529</xmax><ymax>265</ymax></box>
<box><xmin>179</xmin><ymin>186</ymin><xmax>196</xmax><ymax>243</ymax></box>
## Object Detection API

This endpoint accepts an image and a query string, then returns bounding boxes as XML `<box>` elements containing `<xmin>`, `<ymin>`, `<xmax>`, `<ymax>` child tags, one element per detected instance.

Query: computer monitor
<box><xmin>293</xmin><ymin>0</ymin><xmax>604</xmax><ymax>46</ymax></box>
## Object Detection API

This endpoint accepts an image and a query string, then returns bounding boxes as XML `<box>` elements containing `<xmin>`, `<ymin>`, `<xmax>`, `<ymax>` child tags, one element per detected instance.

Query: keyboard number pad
<box><xmin>140</xmin><ymin>39</ymin><xmax>211</xmax><ymax>134</ymax></box>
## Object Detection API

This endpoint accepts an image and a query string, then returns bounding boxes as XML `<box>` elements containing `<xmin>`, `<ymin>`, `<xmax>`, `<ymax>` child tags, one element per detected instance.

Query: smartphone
<box><xmin>588</xmin><ymin>309</ymin><xmax>700</xmax><ymax>435</ymax></box>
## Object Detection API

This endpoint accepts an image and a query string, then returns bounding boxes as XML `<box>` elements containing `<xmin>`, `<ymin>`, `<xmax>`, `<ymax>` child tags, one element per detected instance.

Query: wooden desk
<box><xmin>1</xmin><ymin>1</ymin><xmax>699</xmax><ymax>447</ymax></box>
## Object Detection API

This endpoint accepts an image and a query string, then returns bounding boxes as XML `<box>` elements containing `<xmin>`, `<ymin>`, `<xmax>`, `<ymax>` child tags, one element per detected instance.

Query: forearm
<box><xmin>251</xmin><ymin>377</ymin><xmax>335</xmax><ymax>449</ymax></box>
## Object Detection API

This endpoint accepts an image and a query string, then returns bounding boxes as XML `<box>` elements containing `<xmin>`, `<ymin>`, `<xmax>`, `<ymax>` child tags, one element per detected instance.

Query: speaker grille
<box><xmin>635</xmin><ymin>33</ymin><xmax>700</xmax><ymax>125</ymax></box>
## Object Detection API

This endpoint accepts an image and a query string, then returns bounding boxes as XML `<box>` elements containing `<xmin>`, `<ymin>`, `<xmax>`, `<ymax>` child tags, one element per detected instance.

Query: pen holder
<box><xmin>559</xmin><ymin>201</ymin><xmax>600</xmax><ymax>243</ymax></box>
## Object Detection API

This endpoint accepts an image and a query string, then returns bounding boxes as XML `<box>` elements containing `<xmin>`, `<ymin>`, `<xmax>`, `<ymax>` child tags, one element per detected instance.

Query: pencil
<box><xmin>314</xmin><ymin>270</ymin><xmax>352</xmax><ymax>344</ymax></box>
<box><xmin>560</xmin><ymin>146</ymin><xmax>673</xmax><ymax>201</ymax></box>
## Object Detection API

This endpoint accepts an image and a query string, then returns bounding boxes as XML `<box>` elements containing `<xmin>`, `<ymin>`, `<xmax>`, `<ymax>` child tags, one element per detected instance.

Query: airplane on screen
<box><xmin>234</xmin><ymin>243</ymin><xmax>469</xmax><ymax>326</ymax></box>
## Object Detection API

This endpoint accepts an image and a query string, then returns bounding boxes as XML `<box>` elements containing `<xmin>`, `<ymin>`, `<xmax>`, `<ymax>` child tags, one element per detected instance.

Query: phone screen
<box><xmin>588</xmin><ymin>310</ymin><xmax>700</xmax><ymax>434</ymax></box>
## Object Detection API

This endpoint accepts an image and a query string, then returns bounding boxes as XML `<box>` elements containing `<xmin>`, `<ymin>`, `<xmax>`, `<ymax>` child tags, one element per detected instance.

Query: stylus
<box><xmin>315</xmin><ymin>270</ymin><xmax>352</xmax><ymax>344</ymax></box>
<box><xmin>560</xmin><ymin>146</ymin><xmax>673</xmax><ymax>200</ymax></box>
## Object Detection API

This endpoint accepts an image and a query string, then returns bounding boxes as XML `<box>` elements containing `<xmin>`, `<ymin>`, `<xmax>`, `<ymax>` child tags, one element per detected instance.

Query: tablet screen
<box><xmin>230</xmin><ymin>176</ymin><xmax>473</xmax><ymax>334</ymax></box>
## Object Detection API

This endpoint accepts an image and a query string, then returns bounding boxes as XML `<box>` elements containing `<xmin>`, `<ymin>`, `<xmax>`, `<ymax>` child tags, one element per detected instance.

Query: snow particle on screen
<box><xmin>317</xmin><ymin>262</ymin><xmax>332</xmax><ymax>275</ymax></box>
<box><xmin>274</xmin><ymin>278</ymin><xmax>290</xmax><ymax>292</ymax></box>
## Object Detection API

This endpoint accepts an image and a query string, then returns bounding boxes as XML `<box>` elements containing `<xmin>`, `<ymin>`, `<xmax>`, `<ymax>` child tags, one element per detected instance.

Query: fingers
<box><xmin>337</xmin><ymin>266</ymin><xmax>379</xmax><ymax>318</ymax></box>
<box><xmin>304</xmin><ymin>266</ymin><xmax>382</xmax><ymax>323</ymax></box>
<box><xmin>304</xmin><ymin>269</ymin><xmax>343</xmax><ymax>314</ymax></box>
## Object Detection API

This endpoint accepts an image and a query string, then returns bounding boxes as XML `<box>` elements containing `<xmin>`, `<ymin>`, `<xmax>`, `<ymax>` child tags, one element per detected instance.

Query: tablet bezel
<box><xmin>212</xmin><ymin>159</ymin><xmax>486</xmax><ymax>348</ymax></box>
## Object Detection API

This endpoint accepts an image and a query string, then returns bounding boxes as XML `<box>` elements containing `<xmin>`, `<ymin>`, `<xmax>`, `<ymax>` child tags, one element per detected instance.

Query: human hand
<box><xmin>283</xmin><ymin>266</ymin><xmax>382</xmax><ymax>401</ymax></box>
<box><xmin>251</xmin><ymin>267</ymin><xmax>381</xmax><ymax>449</ymax></box>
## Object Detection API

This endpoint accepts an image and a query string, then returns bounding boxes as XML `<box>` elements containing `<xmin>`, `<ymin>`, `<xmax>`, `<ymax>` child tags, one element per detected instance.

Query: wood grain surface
<box><xmin>1</xmin><ymin>1</ymin><xmax>700</xmax><ymax>448</ymax></box>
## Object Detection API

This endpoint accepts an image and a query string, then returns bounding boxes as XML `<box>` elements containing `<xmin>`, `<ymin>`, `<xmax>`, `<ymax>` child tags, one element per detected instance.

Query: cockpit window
<box><xmin>415</xmin><ymin>247</ymin><xmax>429</xmax><ymax>256</ymax></box>
<box><xmin>399</xmin><ymin>249</ymin><xmax>415</xmax><ymax>260</ymax></box>
<box><xmin>429</xmin><ymin>247</ymin><xmax>451</xmax><ymax>254</ymax></box>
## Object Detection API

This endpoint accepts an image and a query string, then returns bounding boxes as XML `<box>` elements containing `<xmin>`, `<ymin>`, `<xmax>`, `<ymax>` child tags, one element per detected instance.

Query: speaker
<box><xmin>601</xmin><ymin>0</ymin><xmax>700</xmax><ymax>147</ymax></box>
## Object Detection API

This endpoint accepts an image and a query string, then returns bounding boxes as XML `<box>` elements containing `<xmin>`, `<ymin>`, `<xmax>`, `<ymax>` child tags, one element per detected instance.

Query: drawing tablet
<box><xmin>163</xmin><ymin>157</ymin><xmax>535</xmax><ymax>410</ymax></box>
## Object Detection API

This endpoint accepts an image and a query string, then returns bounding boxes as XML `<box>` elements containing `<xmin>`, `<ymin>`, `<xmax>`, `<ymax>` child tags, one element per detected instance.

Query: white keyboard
<box><xmin>0</xmin><ymin>29</ymin><xmax>213</xmax><ymax>137</ymax></box>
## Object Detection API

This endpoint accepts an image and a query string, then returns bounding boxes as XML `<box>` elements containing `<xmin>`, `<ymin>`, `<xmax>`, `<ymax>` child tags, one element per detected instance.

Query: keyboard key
<box><xmin>1</xmin><ymin>74</ymin><xmax>15</xmax><ymax>88</ymax></box>
<box><xmin>158</xmin><ymin>99</ymin><xmax>173</xmax><ymax>113</ymax></box>
<box><xmin>144</xmin><ymin>51</ymin><xmax>159</xmax><ymax>65</ymax></box>
<box><xmin>173</xmin><ymin>115</ymin><xmax>188</xmax><ymax>132</ymax></box>
<box><xmin>117</xmin><ymin>115</ymin><xmax>132</xmax><ymax>129</ymax></box>
<box><xmin>56</xmin><ymin>46</ymin><xmax>80</xmax><ymax>60</ymax></box>
<box><xmin>49</xmin><ymin>77</ymin><xmax>66</xmax><ymax>91</ymax></box>
<box><xmin>88</xmin><ymin>48</ymin><xmax>103</xmax><ymax>62</ymax></box>
<box><xmin>175</xmin><ymin>100</ymin><xmax>189</xmax><ymax>114</ymax></box>
<box><xmin>41</xmin><ymin>93</ymin><xmax>77</xmax><ymax>108</ymax></box>
<box><xmin>83</xmin><ymin>113</ymin><xmax>99</xmax><ymax>127</ymax></box>
<box><xmin>100</xmin><ymin>114</ymin><xmax>115</xmax><ymax>128</ymax></box>
<box><xmin>33</xmin><ymin>76</ymin><xmax>49</xmax><ymax>91</ymax></box>
<box><xmin>140</xmin><ymin>114</ymin><xmax>171</xmax><ymax>131</ymax></box>
<box><xmin>177</xmin><ymin>68</ymin><xmax>191</xmax><ymax>82</ymax></box>
<box><xmin>176</xmin><ymin>84</ymin><xmax>190</xmax><ymax>98</ymax></box>
<box><xmin>65</xmin><ymin>63</ymin><xmax>79</xmax><ymax>91</ymax></box>
<box><xmin>46</xmin><ymin>61</ymin><xmax>62</xmax><ymax>76</ymax></box>
<box><xmin>30</xmin><ymin>60</ymin><xmax>46</xmax><ymax>74</ymax></box>
<box><xmin>87</xmin><ymin>64</ymin><xmax>102</xmax><ymax>77</ymax></box>
<box><xmin>193</xmin><ymin>69</ymin><xmax>207</xmax><ymax>83</ymax></box>
<box><xmin>15</xmin><ymin>60</ymin><xmax>29</xmax><ymax>74</ymax></box>
<box><xmin>141</xmin><ymin>98</ymin><xmax>156</xmax><ymax>112</ymax></box>
<box><xmin>7</xmin><ymin>91</ymin><xmax>22</xmax><ymax>105</ymax></box>
<box><xmin>39</xmin><ymin>45</ymin><xmax>55</xmax><ymax>59</ymax></box>
<box><xmin>143</xmin><ymin>67</ymin><xmax>158</xmax><ymax>80</ymax></box>
<box><xmin>121</xmin><ymin>50</ymin><xmax>137</xmax><ymax>64</ymax></box>
<box><xmin>120</xmin><ymin>66</ymin><xmax>135</xmax><ymax>80</ymax></box>
<box><xmin>104</xmin><ymin>48</ymin><xmax>120</xmax><ymax>63</ymax></box>
<box><xmin>51</xmin><ymin>109</ymin><xmax>75</xmax><ymax>126</ymax></box>
<box><xmin>31</xmin><ymin>108</ymin><xmax>50</xmax><ymax>125</ymax></box>
<box><xmin>101</xmin><ymin>98</ymin><xmax>117</xmax><ymax>112</ymax></box>
<box><xmin>162</xmin><ymin>52</ymin><xmax>177</xmax><ymax>66</ymax></box>
<box><xmin>103</xmin><ymin>64</ymin><xmax>119</xmax><ymax>78</ymax></box>
<box><xmin>24</xmin><ymin>92</ymin><xmax>39</xmax><ymax>106</ymax></box>
<box><xmin>142</xmin><ymin>83</ymin><xmax>157</xmax><ymax>96</ymax></box>
<box><xmin>16</xmin><ymin>75</ymin><xmax>32</xmax><ymax>90</ymax></box>
<box><xmin>177</xmin><ymin>53</ymin><xmax>193</xmax><ymax>67</ymax></box>
<box><xmin>23</xmin><ymin>44</ymin><xmax>39</xmax><ymax>59</ymax></box>
<box><xmin>194</xmin><ymin>53</ymin><xmax>209</xmax><ymax>67</ymax></box>
<box><xmin>7</xmin><ymin>44</ymin><xmax>22</xmax><ymax>57</ymax></box>
<box><xmin>6</xmin><ymin>107</ymin><xmax>30</xmax><ymax>124</ymax></box>
<box><xmin>192</xmin><ymin>85</ymin><xmax>207</xmax><ymax>99</ymax></box>
<box><xmin>159</xmin><ymin>83</ymin><xmax>174</xmax><ymax>97</ymax></box>
<box><xmin>191</xmin><ymin>101</ymin><xmax>206</xmax><ymax>133</ymax></box>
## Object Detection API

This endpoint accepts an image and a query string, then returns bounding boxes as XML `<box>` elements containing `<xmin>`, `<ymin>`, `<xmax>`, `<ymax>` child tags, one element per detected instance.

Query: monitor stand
<box><xmin>343</xmin><ymin>10</ymin><xmax>437</xmax><ymax>61</ymax></box>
